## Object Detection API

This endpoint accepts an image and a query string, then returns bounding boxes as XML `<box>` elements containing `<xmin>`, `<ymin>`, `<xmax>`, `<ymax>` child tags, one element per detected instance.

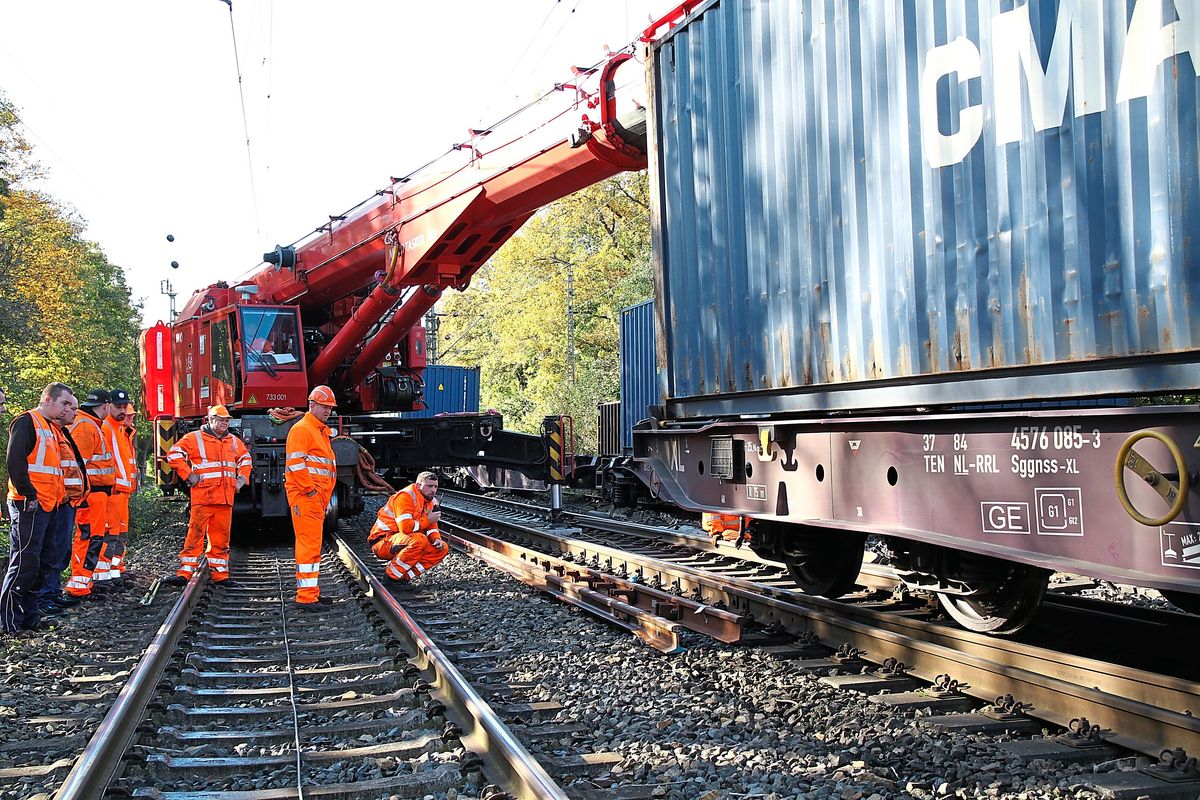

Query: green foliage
<box><xmin>0</xmin><ymin>93</ymin><xmax>142</xmax><ymax>490</ymax></box>
<box><xmin>438</xmin><ymin>172</ymin><xmax>652</xmax><ymax>450</ymax></box>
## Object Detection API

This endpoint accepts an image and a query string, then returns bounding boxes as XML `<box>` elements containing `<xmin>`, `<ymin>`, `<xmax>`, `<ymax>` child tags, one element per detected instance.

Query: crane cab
<box><xmin>172</xmin><ymin>301</ymin><xmax>308</xmax><ymax>417</ymax></box>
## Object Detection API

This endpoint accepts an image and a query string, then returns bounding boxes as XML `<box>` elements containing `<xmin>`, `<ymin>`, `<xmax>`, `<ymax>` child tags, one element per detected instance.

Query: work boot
<box><xmin>57</xmin><ymin>594</ymin><xmax>83</xmax><ymax>608</ymax></box>
<box><xmin>213</xmin><ymin>579</ymin><xmax>235</xmax><ymax>588</ymax></box>
<box><xmin>292</xmin><ymin>601</ymin><xmax>323</xmax><ymax>613</ymax></box>
<box><xmin>162</xmin><ymin>575</ymin><xmax>188</xmax><ymax>587</ymax></box>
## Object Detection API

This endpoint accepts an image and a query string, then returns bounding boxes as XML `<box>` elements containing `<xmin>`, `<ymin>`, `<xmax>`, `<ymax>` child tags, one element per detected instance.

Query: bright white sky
<box><xmin>0</xmin><ymin>0</ymin><xmax>670</xmax><ymax>325</ymax></box>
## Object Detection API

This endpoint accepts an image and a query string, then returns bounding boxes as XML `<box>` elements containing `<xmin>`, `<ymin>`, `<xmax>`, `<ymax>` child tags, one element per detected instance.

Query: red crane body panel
<box><xmin>152</xmin><ymin>44</ymin><xmax>655</xmax><ymax>416</ymax></box>
<box><xmin>140</xmin><ymin>321</ymin><xmax>175</xmax><ymax>418</ymax></box>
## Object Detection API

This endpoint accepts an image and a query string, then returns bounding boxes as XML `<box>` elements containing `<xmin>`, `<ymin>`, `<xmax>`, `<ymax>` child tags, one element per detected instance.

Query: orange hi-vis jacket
<box><xmin>104</xmin><ymin>416</ymin><xmax>137</xmax><ymax>495</ymax></box>
<box><xmin>70</xmin><ymin>410</ymin><xmax>115</xmax><ymax>490</ymax></box>
<box><xmin>701</xmin><ymin>512</ymin><xmax>744</xmax><ymax>536</ymax></box>
<box><xmin>284</xmin><ymin>412</ymin><xmax>336</xmax><ymax>503</ymax></box>
<box><xmin>7</xmin><ymin>410</ymin><xmax>65</xmax><ymax>511</ymax></box>
<box><xmin>166</xmin><ymin>428</ymin><xmax>251</xmax><ymax>506</ymax></box>
<box><xmin>368</xmin><ymin>484</ymin><xmax>442</xmax><ymax>546</ymax></box>
<box><xmin>57</xmin><ymin>427</ymin><xmax>87</xmax><ymax>504</ymax></box>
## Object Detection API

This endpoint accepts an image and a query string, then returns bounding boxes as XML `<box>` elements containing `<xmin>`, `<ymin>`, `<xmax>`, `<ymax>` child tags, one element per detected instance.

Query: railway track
<box><xmin>438</xmin><ymin>490</ymin><xmax>1200</xmax><ymax>798</ymax></box>
<box><xmin>8</xmin><ymin>493</ymin><xmax>1199</xmax><ymax>798</ymax></box>
<box><xmin>47</xmin><ymin>533</ymin><xmax>628</xmax><ymax>799</ymax></box>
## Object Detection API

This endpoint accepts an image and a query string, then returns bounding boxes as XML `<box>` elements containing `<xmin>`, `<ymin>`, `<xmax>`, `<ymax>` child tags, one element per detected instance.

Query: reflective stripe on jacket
<box><xmin>701</xmin><ymin>512</ymin><xmax>744</xmax><ymax>536</ymax></box>
<box><xmin>58</xmin><ymin>430</ymin><xmax>87</xmax><ymax>503</ymax></box>
<box><xmin>70</xmin><ymin>412</ymin><xmax>115</xmax><ymax>487</ymax></box>
<box><xmin>369</xmin><ymin>484</ymin><xmax>440</xmax><ymax>543</ymax></box>
<box><xmin>7</xmin><ymin>410</ymin><xmax>65</xmax><ymax>511</ymax></box>
<box><xmin>104</xmin><ymin>417</ymin><xmax>137</xmax><ymax>494</ymax></box>
<box><xmin>283</xmin><ymin>412</ymin><xmax>336</xmax><ymax>502</ymax></box>
<box><xmin>166</xmin><ymin>428</ymin><xmax>251</xmax><ymax>506</ymax></box>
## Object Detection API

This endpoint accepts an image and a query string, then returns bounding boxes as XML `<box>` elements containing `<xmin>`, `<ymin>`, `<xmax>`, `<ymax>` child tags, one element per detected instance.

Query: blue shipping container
<box><xmin>620</xmin><ymin>300</ymin><xmax>659</xmax><ymax>453</ymax></box>
<box><xmin>402</xmin><ymin>365</ymin><xmax>481</xmax><ymax>418</ymax></box>
<box><xmin>651</xmin><ymin>0</ymin><xmax>1200</xmax><ymax>417</ymax></box>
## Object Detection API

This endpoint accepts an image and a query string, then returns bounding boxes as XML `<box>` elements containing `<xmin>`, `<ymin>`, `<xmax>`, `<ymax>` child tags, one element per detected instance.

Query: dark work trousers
<box><xmin>1</xmin><ymin>500</ymin><xmax>57</xmax><ymax>632</ymax></box>
<box><xmin>36</xmin><ymin>502</ymin><xmax>76</xmax><ymax>610</ymax></box>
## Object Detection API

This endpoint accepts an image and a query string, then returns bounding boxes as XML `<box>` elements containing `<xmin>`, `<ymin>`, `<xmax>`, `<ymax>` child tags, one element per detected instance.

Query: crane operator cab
<box><xmin>240</xmin><ymin>307</ymin><xmax>302</xmax><ymax>379</ymax></box>
<box><xmin>171</xmin><ymin>300</ymin><xmax>309</xmax><ymax>418</ymax></box>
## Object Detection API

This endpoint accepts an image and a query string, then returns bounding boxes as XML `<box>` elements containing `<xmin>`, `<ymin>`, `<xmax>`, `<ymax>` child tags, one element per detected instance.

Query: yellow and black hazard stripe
<box><xmin>544</xmin><ymin>416</ymin><xmax>565</xmax><ymax>483</ymax></box>
<box><xmin>155</xmin><ymin>416</ymin><xmax>177</xmax><ymax>487</ymax></box>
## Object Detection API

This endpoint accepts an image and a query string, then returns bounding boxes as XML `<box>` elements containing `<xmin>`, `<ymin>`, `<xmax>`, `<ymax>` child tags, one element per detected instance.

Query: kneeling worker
<box><xmin>702</xmin><ymin>511</ymin><xmax>751</xmax><ymax>548</ymax></box>
<box><xmin>368</xmin><ymin>471</ymin><xmax>447</xmax><ymax>586</ymax></box>
<box><xmin>163</xmin><ymin>405</ymin><xmax>250</xmax><ymax>586</ymax></box>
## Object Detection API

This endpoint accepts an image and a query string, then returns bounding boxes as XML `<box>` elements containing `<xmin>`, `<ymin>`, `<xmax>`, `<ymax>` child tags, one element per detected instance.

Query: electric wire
<box><xmin>222</xmin><ymin>0</ymin><xmax>263</xmax><ymax>234</ymax></box>
<box><xmin>524</xmin><ymin>0</ymin><xmax>590</xmax><ymax>81</ymax></box>
<box><xmin>492</xmin><ymin>0</ymin><xmax>566</xmax><ymax>107</ymax></box>
<box><xmin>236</xmin><ymin>23</ymin><xmax>648</xmax><ymax>282</ymax></box>
<box><xmin>262</xmin><ymin>0</ymin><xmax>275</xmax><ymax>231</ymax></box>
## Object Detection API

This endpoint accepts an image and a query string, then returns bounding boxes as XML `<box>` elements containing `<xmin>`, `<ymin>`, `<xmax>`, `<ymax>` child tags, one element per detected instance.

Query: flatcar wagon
<box><xmin>631</xmin><ymin>0</ymin><xmax>1200</xmax><ymax>633</ymax></box>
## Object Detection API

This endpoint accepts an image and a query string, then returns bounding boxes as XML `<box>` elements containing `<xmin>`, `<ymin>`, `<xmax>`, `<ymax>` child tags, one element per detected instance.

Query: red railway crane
<box><xmin>135</xmin><ymin>8</ymin><xmax>705</xmax><ymax>522</ymax></box>
<box><xmin>155</xmin><ymin>52</ymin><xmax>648</xmax><ymax>420</ymax></box>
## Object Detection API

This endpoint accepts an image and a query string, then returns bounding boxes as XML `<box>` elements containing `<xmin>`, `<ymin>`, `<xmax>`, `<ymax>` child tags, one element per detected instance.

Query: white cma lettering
<box><xmin>922</xmin><ymin>0</ymin><xmax>1198</xmax><ymax>168</ymax></box>
<box><xmin>991</xmin><ymin>0</ymin><xmax>1105</xmax><ymax>144</ymax></box>
<box><xmin>921</xmin><ymin>37</ymin><xmax>983</xmax><ymax>167</ymax></box>
<box><xmin>1116</xmin><ymin>0</ymin><xmax>1200</xmax><ymax>103</ymax></box>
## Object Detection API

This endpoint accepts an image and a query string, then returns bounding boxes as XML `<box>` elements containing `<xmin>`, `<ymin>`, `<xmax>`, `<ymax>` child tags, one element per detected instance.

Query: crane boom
<box><xmin>141</xmin><ymin>4</ymin><xmax>701</xmax><ymax>524</ymax></box>
<box><xmin>222</xmin><ymin>52</ymin><xmax>647</xmax><ymax>412</ymax></box>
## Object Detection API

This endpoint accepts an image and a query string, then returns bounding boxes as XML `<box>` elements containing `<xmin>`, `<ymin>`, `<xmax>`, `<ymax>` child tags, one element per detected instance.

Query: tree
<box><xmin>438</xmin><ymin>171</ymin><xmax>652</xmax><ymax>451</ymax></box>
<box><xmin>0</xmin><ymin>92</ymin><xmax>142</xmax><ymax>490</ymax></box>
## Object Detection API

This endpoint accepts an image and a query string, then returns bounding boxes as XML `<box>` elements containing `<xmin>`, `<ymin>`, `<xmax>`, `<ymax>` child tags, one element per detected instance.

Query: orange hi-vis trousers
<box><xmin>290</xmin><ymin>495</ymin><xmax>324</xmax><ymax>603</ymax></box>
<box><xmin>376</xmin><ymin>530</ymin><xmax>448</xmax><ymax>582</ymax></box>
<box><xmin>99</xmin><ymin>492</ymin><xmax>130</xmax><ymax>582</ymax></box>
<box><xmin>65</xmin><ymin>492</ymin><xmax>109</xmax><ymax>597</ymax></box>
<box><xmin>178</xmin><ymin>504</ymin><xmax>232</xmax><ymax>582</ymax></box>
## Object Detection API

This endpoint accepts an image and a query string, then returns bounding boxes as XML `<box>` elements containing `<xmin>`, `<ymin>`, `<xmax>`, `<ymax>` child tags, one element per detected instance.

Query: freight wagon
<box><xmin>594</xmin><ymin>301</ymin><xmax>660</xmax><ymax>504</ymax></box>
<box><xmin>632</xmin><ymin>0</ymin><xmax>1200</xmax><ymax>632</ymax></box>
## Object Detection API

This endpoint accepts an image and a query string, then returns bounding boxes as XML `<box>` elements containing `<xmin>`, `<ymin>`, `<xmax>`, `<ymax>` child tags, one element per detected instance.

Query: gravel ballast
<box><xmin>350</xmin><ymin>495</ymin><xmax>1116</xmax><ymax>800</ymax></box>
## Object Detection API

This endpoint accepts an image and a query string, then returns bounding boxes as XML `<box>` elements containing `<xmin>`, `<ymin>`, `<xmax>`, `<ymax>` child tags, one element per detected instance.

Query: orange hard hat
<box><xmin>308</xmin><ymin>385</ymin><xmax>337</xmax><ymax>406</ymax></box>
<box><xmin>208</xmin><ymin>404</ymin><xmax>232</xmax><ymax>418</ymax></box>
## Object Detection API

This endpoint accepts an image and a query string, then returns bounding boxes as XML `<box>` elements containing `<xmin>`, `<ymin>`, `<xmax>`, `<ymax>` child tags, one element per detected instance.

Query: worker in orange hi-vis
<box><xmin>367</xmin><ymin>471</ymin><xmax>447</xmax><ymax>588</ymax></box>
<box><xmin>120</xmin><ymin>401</ymin><xmax>139</xmax><ymax>579</ymax></box>
<box><xmin>98</xmin><ymin>389</ymin><xmax>137</xmax><ymax>590</ymax></box>
<box><xmin>64</xmin><ymin>389</ymin><xmax>116</xmax><ymax>600</ymax></box>
<box><xmin>701</xmin><ymin>511</ymin><xmax>751</xmax><ymax>548</ymax></box>
<box><xmin>285</xmin><ymin>385</ymin><xmax>338</xmax><ymax>610</ymax></box>
<box><xmin>163</xmin><ymin>405</ymin><xmax>251</xmax><ymax>588</ymax></box>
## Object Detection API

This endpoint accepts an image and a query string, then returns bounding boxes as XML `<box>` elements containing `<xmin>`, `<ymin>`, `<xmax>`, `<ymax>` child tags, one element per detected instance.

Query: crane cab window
<box><xmin>238</xmin><ymin>307</ymin><xmax>302</xmax><ymax>372</ymax></box>
<box><xmin>211</xmin><ymin>319</ymin><xmax>234</xmax><ymax>384</ymax></box>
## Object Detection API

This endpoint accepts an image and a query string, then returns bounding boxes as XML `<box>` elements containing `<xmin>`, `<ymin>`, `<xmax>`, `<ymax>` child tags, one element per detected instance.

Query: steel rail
<box><xmin>55</xmin><ymin>573</ymin><xmax>210</xmax><ymax>800</ymax></box>
<box><xmin>443</xmin><ymin>497</ymin><xmax>1200</xmax><ymax>759</ymax></box>
<box><xmin>449</xmin><ymin>528</ymin><xmax>685</xmax><ymax>652</ymax></box>
<box><xmin>330</xmin><ymin>530</ymin><xmax>569</xmax><ymax>800</ymax></box>
<box><xmin>441</xmin><ymin>489</ymin><xmax>900</xmax><ymax>589</ymax></box>
<box><xmin>447</xmin><ymin>520</ymin><xmax>744</xmax><ymax>641</ymax></box>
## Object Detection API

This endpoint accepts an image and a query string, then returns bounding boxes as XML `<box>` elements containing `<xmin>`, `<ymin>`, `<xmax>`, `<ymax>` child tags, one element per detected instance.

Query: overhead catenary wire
<box><xmin>523</xmin><ymin>0</ymin><xmax>590</xmax><ymax>83</ymax></box>
<box><xmin>231</xmin><ymin>20</ymin><xmax>648</xmax><ymax>283</ymax></box>
<box><xmin>487</xmin><ymin>0</ymin><xmax>567</xmax><ymax>117</ymax></box>
<box><xmin>220</xmin><ymin>0</ymin><xmax>262</xmax><ymax>234</ymax></box>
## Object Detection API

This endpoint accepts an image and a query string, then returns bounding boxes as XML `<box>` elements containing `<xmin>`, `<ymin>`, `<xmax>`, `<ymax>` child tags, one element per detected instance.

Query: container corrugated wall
<box><xmin>597</xmin><ymin>401</ymin><xmax>622</xmax><ymax>456</ymax></box>
<box><xmin>402</xmin><ymin>365</ymin><xmax>480</xmax><ymax>418</ymax></box>
<box><xmin>619</xmin><ymin>300</ymin><xmax>658</xmax><ymax>453</ymax></box>
<box><xmin>651</xmin><ymin>0</ymin><xmax>1200</xmax><ymax>416</ymax></box>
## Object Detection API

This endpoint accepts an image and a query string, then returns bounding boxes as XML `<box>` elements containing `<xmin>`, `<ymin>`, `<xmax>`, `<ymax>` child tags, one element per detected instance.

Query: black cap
<box><xmin>82</xmin><ymin>388</ymin><xmax>112</xmax><ymax>407</ymax></box>
<box><xmin>110</xmin><ymin>389</ymin><xmax>131</xmax><ymax>406</ymax></box>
